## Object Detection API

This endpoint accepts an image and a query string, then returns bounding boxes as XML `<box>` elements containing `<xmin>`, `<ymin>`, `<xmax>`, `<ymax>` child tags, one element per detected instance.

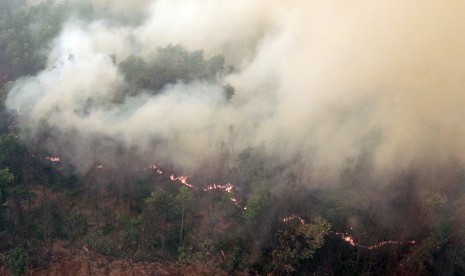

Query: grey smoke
<box><xmin>7</xmin><ymin>0</ymin><xmax>465</xmax><ymax>179</ymax></box>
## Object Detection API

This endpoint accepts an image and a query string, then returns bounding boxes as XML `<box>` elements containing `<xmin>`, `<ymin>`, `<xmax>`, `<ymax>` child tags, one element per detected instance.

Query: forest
<box><xmin>2</xmin><ymin>0</ymin><xmax>465</xmax><ymax>275</ymax></box>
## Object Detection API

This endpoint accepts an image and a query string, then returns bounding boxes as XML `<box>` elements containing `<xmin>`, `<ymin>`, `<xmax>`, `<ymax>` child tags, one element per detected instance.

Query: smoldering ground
<box><xmin>7</xmin><ymin>0</ymin><xmax>465</xmax><ymax>181</ymax></box>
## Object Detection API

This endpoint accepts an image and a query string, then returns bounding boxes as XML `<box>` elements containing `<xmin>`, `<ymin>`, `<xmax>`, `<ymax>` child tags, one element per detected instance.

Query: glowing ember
<box><xmin>229</xmin><ymin>197</ymin><xmax>247</xmax><ymax>209</ymax></box>
<box><xmin>202</xmin><ymin>183</ymin><xmax>233</xmax><ymax>193</ymax></box>
<box><xmin>168</xmin><ymin>173</ymin><xmax>236</xmax><ymax>194</ymax></box>
<box><xmin>160</xmin><ymin>168</ymin><xmax>244</xmax><ymax>209</ymax></box>
<box><xmin>170</xmin><ymin>175</ymin><xmax>196</xmax><ymax>189</ymax></box>
<box><xmin>134</xmin><ymin>164</ymin><xmax>276</xmax><ymax>212</ymax></box>
<box><xmin>135</xmin><ymin>164</ymin><xmax>236</xmax><ymax>196</ymax></box>
<box><xmin>332</xmin><ymin>231</ymin><xmax>416</xmax><ymax>249</ymax></box>
<box><xmin>151</xmin><ymin>165</ymin><xmax>163</xmax><ymax>174</ymax></box>
<box><xmin>46</xmin><ymin>156</ymin><xmax>61</xmax><ymax>162</ymax></box>
<box><xmin>282</xmin><ymin>214</ymin><xmax>306</xmax><ymax>225</ymax></box>
<box><xmin>136</xmin><ymin>164</ymin><xmax>163</xmax><ymax>174</ymax></box>
<box><xmin>281</xmin><ymin>214</ymin><xmax>416</xmax><ymax>250</ymax></box>
<box><xmin>343</xmin><ymin>235</ymin><xmax>356</xmax><ymax>246</ymax></box>
<box><xmin>45</xmin><ymin>158</ymin><xmax>417</xmax><ymax>250</ymax></box>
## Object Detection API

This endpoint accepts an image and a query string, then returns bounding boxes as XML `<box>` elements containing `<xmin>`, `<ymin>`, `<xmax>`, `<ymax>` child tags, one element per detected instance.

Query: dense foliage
<box><xmin>1</xmin><ymin>1</ymin><xmax>465</xmax><ymax>275</ymax></box>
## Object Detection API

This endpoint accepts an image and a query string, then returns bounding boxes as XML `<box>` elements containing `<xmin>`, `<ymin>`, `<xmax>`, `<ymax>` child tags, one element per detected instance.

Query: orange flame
<box><xmin>169</xmin><ymin>175</ymin><xmax>196</xmax><ymax>189</ymax></box>
<box><xmin>166</xmin><ymin>170</ymin><xmax>242</xmax><ymax>208</ymax></box>
<box><xmin>331</xmin><ymin>231</ymin><xmax>415</xmax><ymax>249</ymax></box>
<box><xmin>281</xmin><ymin>214</ymin><xmax>416</xmax><ymax>250</ymax></box>
<box><xmin>202</xmin><ymin>183</ymin><xmax>233</xmax><ymax>193</ymax></box>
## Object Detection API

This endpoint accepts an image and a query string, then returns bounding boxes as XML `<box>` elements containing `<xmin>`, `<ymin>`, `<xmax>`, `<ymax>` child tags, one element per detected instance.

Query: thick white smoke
<box><xmin>7</xmin><ymin>0</ymin><xmax>465</xmax><ymax>178</ymax></box>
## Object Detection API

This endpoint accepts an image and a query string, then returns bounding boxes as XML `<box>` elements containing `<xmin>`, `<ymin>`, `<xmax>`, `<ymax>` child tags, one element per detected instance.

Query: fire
<box><xmin>39</xmin><ymin>157</ymin><xmax>417</xmax><ymax>249</ymax></box>
<box><xmin>110</xmin><ymin>163</ymin><xmax>235</xmax><ymax>196</ymax></box>
<box><xmin>165</xmin><ymin>170</ymin><xmax>241</xmax><ymax>207</ymax></box>
<box><xmin>229</xmin><ymin>197</ymin><xmax>246</xmax><ymax>209</ymax></box>
<box><xmin>46</xmin><ymin>156</ymin><xmax>61</xmax><ymax>162</ymax></box>
<box><xmin>36</xmin><ymin>157</ymin><xmax>419</xmax><ymax>250</ymax></box>
<box><xmin>169</xmin><ymin>175</ymin><xmax>196</xmax><ymax>189</ymax></box>
<box><xmin>152</xmin><ymin>165</ymin><xmax>163</xmax><ymax>174</ymax></box>
<box><xmin>343</xmin><ymin>234</ymin><xmax>356</xmax><ymax>246</ymax></box>
<box><xmin>202</xmin><ymin>183</ymin><xmax>233</xmax><ymax>193</ymax></box>
<box><xmin>168</xmin><ymin>173</ymin><xmax>244</xmax><ymax>208</ymax></box>
<box><xmin>281</xmin><ymin>215</ymin><xmax>416</xmax><ymax>250</ymax></box>
<box><xmin>282</xmin><ymin>214</ymin><xmax>306</xmax><ymax>225</ymax></box>
<box><xmin>331</xmin><ymin>231</ymin><xmax>415</xmax><ymax>250</ymax></box>
<box><xmin>168</xmin><ymin>174</ymin><xmax>234</xmax><ymax>193</ymax></box>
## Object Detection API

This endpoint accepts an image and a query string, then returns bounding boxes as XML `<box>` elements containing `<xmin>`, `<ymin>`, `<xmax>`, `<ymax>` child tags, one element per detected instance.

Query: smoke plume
<box><xmin>7</xmin><ymin>0</ymin><xmax>465</xmax><ymax>179</ymax></box>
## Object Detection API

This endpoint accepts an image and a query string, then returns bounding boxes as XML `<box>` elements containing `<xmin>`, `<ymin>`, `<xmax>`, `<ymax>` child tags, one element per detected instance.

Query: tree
<box><xmin>0</xmin><ymin>135</ymin><xmax>34</xmax><ymax>225</ymax></box>
<box><xmin>273</xmin><ymin>217</ymin><xmax>331</xmax><ymax>274</ymax></box>
<box><xmin>175</xmin><ymin>186</ymin><xmax>195</xmax><ymax>244</ymax></box>
<box><xmin>9</xmin><ymin>184</ymin><xmax>33</xmax><ymax>223</ymax></box>
<box><xmin>0</xmin><ymin>134</ymin><xmax>26</xmax><ymax>174</ymax></box>
<box><xmin>0</xmin><ymin>0</ymin><xmax>67</xmax><ymax>79</ymax></box>
<box><xmin>142</xmin><ymin>189</ymin><xmax>178</xmax><ymax>252</ymax></box>
<box><xmin>37</xmin><ymin>201</ymin><xmax>64</xmax><ymax>262</ymax></box>
<box><xmin>244</xmin><ymin>167</ymin><xmax>271</xmax><ymax>224</ymax></box>
<box><xmin>119</xmin><ymin>44</ymin><xmax>230</xmax><ymax>97</ymax></box>
<box><xmin>227</xmin><ymin>246</ymin><xmax>248</xmax><ymax>272</ymax></box>
<box><xmin>119</xmin><ymin>214</ymin><xmax>141</xmax><ymax>253</ymax></box>
<box><xmin>7</xmin><ymin>247</ymin><xmax>29</xmax><ymax>276</ymax></box>
<box><xmin>0</xmin><ymin>167</ymin><xmax>13</xmax><ymax>230</ymax></box>
<box><xmin>63</xmin><ymin>211</ymin><xmax>87</xmax><ymax>241</ymax></box>
<box><xmin>178</xmin><ymin>239</ymin><xmax>218</xmax><ymax>265</ymax></box>
<box><xmin>0</xmin><ymin>167</ymin><xmax>13</xmax><ymax>202</ymax></box>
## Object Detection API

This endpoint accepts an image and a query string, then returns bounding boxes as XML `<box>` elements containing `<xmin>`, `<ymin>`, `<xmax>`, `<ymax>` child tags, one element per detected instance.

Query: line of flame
<box><xmin>282</xmin><ymin>214</ymin><xmax>306</xmax><ymax>225</ymax></box>
<box><xmin>281</xmin><ymin>215</ymin><xmax>416</xmax><ymax>250</ymax></box>
<box><xmin>44</xmin><ymin>159</ymin><xmax>414</xmax><ymax>249</ymax></box>
<box><xmin>332</xmin><ymin>231</ymin><xmax>416</xmax><ymax>249</ymax></box>
<box><xmin>169</xmin><ymin>175</ymin><xmax>196</xmax><ymax>189</ymax></box>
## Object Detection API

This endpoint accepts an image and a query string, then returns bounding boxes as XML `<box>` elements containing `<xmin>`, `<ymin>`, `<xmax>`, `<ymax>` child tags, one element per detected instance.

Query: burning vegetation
<box><xmin>2</xmin><ymin>0</ymin><xmax>465</xmax><ymax>275</ymax></box>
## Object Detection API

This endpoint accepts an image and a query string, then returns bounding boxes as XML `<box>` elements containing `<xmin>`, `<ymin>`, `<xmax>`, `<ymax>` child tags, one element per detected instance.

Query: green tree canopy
<box><xmin>119</xmin><ymin>44</ymin><xmax>230</xmax><ymax>97</ymax></box>
<box><xmin>274</xmin><ymin>217</ymin><xmax>331</xmax><ymax>274</ymax></box>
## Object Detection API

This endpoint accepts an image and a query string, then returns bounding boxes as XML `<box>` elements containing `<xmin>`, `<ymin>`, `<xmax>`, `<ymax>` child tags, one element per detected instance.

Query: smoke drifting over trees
<box><xmin>3</xmin><ymin>0</ymin><xmax>465</xmax><ymax>274</ymax></box>
<box><xmin>7</xmin><ymin>0</ymin><xmax>465</xmax><ymax>177</ymax></box>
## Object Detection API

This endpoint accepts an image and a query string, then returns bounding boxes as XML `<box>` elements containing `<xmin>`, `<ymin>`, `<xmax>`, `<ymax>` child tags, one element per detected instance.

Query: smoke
<box><xmin>7</xmin><ymin>0</ymin><xmax>465</xmax><ymax>178</ymax></box>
